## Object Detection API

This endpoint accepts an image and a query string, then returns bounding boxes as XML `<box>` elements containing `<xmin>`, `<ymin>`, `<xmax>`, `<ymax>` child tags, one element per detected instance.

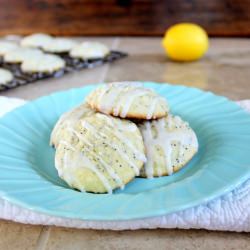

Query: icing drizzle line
<box><xmin>92</xmin><ymin>83</ymin><xmax>166</xmax><ymax>118</ymax></box>
<box><xmin>50</xmin><ymin>104</ymin><xmax>93</xmax><ymax>146</ymax></box>
<box><xmin>140</xmin><ymin>115</ymin><xmax>198</xmax><ymax>178</ymax></box>
<box><xmin>80</xmin><ymin>119</ymin><xmax>141</xmax><ymax>175</ymax></box>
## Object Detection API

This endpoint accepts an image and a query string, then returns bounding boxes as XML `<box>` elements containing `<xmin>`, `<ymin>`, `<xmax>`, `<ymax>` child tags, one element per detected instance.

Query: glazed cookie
<box><xmin>0</xmin><ymin>41</ymin><xmax>18</xmax><ymax>56</ymax></box>
<box><xmin>42</xmin><ymin>38</ymin><xmax>78</xmax><ymax>53</ymax></box>
<box><xmin>139</xmin><ymin>114</ymin><xmax>198</xmax><ymax>178</ymax></box>
<box><xmin>54</xmin><ymin>112</ymin><xmax>146</xmax><ymax>193</ymax></box>
<box><xmin>21</xmin><ymin>54</ymin><xmax>65</xmax><ymax>73</ymax></box>
<box><xmin>50</xmin><ymin>103</ymin><xmax>95</xmax><ymax>147</ymax></box>
<box><xmin>86</xmin><ymin>82</ymin><xmax>169</xmax><ymax>119</ymax></box>
<box><xmin>70</xmin><ymin>42</ymin><xmax>109</xmax><ymax>59</ymax></box>
<box><xmin>21</xmin><ymin>33</ymin><xmax>53</xmax><ymax>48</ymax></box>
<box><xmin>0</xmin><ymin>68</ymin><xmax>13</xmax><ymax>85</ymax></box>
<box><xmin>4</xmin><ymin>48</ymin><xmax>43</xmax><ymax>63</ymax></box>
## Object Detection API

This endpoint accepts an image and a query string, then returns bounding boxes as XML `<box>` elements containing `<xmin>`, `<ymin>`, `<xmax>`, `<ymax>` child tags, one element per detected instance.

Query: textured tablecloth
<box><xmin>0</xmin><ymin>97</ymin><xmax>249</xmax><ymax>232</ymax></box>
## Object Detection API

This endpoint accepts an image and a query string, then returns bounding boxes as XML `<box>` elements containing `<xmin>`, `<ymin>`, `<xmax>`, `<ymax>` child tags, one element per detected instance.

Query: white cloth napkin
<box><xmin>0</xmin><ymin>96</ymin><xmax>249</xmax><ymax>232</ymax></box>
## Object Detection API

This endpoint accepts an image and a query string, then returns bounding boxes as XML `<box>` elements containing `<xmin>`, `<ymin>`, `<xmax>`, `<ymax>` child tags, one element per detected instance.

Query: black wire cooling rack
<box><xmin>0</xmin><ymin>50</ymin><xmax>127</xmax><ymax>91</ymax></box>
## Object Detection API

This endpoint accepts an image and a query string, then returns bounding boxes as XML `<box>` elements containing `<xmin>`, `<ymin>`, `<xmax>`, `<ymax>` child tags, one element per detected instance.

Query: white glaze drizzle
<box><xmin>65</xmin><ymin>128</ymin><xmax>124</xmax><ymax>191</ymax></box>
<box><xmin>146</xmin><ymin>97</ymin><xmax>158</xmax><ymax>119</ymax></box>
<box><xmin>59</xmin><ymin>140</ymin><xmax>76</xmax><ymax>151</ymax></box>
<box><xmin>50</xmin><ymin>104</ymin><xmax>93</xmax><ymax>146</ymax></box>
<box><xmin>99</xmin><ymin>113</ymin><xmax>137</xmax><ymax>132</ymax></box>
<box><xmin>65</xmin><ymin>151</ymin><xmax>86</xmax><ymax>192</ymax></box>
<box><xmin>59</xmin><ymin>139</ymin><xmax>112</xmax><ymax>193</ymax></box>
<box><xmin>119</xmin><ymin>89</ymin><xmax>149</xmax><ymax>118</ymax></box>
<box><xmin>112</xmin><ymin>85</ymin><xmax>131</xmax><ymax>116</ymax></box>
<box><xmin>141</xmin><ymin>122</ymin><xmax>155</xmax><ymax>178</ymax></box>
<box><xmin>94</xmin><ymin>83</ymin><xmax>160</xmax><ymax>118</ymax></box>
<box><xmin>50</xmin><ymin>115</ymin><xmax>67</xmax><ymax>145</ymax></box>
<box><xmin>96</xmin><ymin>85</ymin><xmax>109</xmax><ymax>107</ymax></box>
<box><xmin>56</xmin><ymin>148</ymin><xmax>86</xmax><ymax>192</ymax></box>
<box><xmin>98</xmin><ymin>86</ymin><xmax>122</xmax><ymax>113</ymax></box>
<box><xmin>112</xmin><ymin>86</ymin><xmax>146</xmax><ymax>117</ymax></box>
<box><xmin>107</xmin><ymin>125</ymin><xmax>146</xmax><ymax>162</ymax></box>
<box><xmin>76</xmin><ymin>152</ymin><xmax>113</xmax><ymax>193</ymax></box>
<box><xmin>141</xmin><ymin>115</ymin><xmax>198</xmax><ymax>178</ymax></box>
<box><xmin>80</xmin><ymin>120</ymin><xmax>140</xmax><ymax>175</ymax></box>
<box><xmin>87</xmin><ymin>148</ymin><xmax>125</xmax><ymax>190</ymax></box>
<box><xmin>156</xmin><ymin>157</ymin><xmax>163</xmax><ymax>177</ymax></box>
<box><xmin>157</xmin><ymin>119</ymin><xmax>173</xmax><ymax>175</ymax></box>
<box><xmin>167</xmin><ymin>114</ymin><xmax>174</xmax><ymax>129</ymax></box>
<box><xmin>67</xmin><ymin>127</ymin><xmax>92</xmax><ymax>147</ymax></box>
<box><xmin>54</xmin><ymin>153</ymin><xmax>62</xmax><ymax>176</ymax></box>
<box><xmin>100</xmin><ymin>117</ymin><xmax>146</xmax><ymax>162</ymax></box>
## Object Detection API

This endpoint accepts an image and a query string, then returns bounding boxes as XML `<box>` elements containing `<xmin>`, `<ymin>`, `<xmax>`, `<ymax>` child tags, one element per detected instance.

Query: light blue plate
<box><xmin>0</xmin><ymin>82</ymin><xmax>250</xmax><ymax>220</ymax></box>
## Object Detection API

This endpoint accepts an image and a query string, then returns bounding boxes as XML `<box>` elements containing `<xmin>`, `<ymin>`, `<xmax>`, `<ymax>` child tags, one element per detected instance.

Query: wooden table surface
<box><xmin>1</xmin><ymin>0</ymin><xmax>250</xmax><ymax>36</ymax></box>
<box><xmin>1</xmin><ymin>37</ymin><xmax>250</xmax><ymax>250</ymax></box>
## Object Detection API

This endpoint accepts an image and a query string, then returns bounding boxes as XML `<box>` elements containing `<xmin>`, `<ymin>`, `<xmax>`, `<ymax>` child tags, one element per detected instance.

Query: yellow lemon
<box><xmin>162</xmin><ymin>23</ymin><xmax>209</xmax><ymax>62</ymax></box>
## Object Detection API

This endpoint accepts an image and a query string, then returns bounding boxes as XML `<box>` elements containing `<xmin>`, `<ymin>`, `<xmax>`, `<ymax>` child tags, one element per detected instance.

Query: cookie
<box><xmin>4</xmin><ymin>48</ymin><xmax>44</xmax><ymax>63</ymax></box>
<box><xmin>21</xmin><ymin>33</ymin><xmax>53</xmax><ymax>48</ymax></box>
<box><xmin>50</xmin><ymin>103</ymin><xmax>95</xmax><ymax>147</ymax></box>
<box><xmin>0</xmin><ymin>68</ymin><xmax>13</xmax><ymax>84</ymax></box>
<box><xmin>42</xmin><ymin>38</ymin><xmax>78</xmax><ymax>53</ymax></box>
<box><xmin>54</xmin><ymin>112</ymin><xmax>146</xmax><ymax>193</ymax></box>
<box><xmin>139</xmin><ymin>114</ymin><xmax>198</xmax><ymax>178</ymax></box>
<box><xmin>21</xmin><ymin>54</ymin><xmax>65</xmax><ymax>73</ymax></box>
<box><xmin>0</xmin><ymin>41</ymin><xmax>19</xmax><ymax>56</ymax></box>
<box><xmin>86</xmin><ymin>82</ymin><xmax>169</xmax><ymax>119</ymax></box>
<box><xmin>70</xmin><ymin>42</ymin><xmax>110</xmax><ymax>59</ymax></box>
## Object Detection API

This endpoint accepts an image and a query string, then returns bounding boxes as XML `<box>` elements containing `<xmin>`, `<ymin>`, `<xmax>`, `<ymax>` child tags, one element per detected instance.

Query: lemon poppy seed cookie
<box><xmin>0</xmin><ymin>41</ymin><xmax>19</xmax><ymax>56</ymax></box>
<box><xmin>0</xmin><ymin>68</ymin><xmax>13</xmax><ymax>85</ymax></box>
<box><xmin>4</xmin><ymin>47</ymin><xmax>43</xmax><ymax>63</ymax></box>
<box><xmin>50</xmin><ymin>103</ymin><xmax>95</xmax><ymax>147</ymax></box>
<box><xmin>42</xmin><ymin>38</ymin><xmax>78</xmax><ymax>53</ymax></box>
<box><xmin>21</xmin><ymin>33</ymin><xmax>53</xmax><ymax>48</ymax></box>
<box><xmin>70</xmin><ymin>42</ymin><xmax>110</xmax><ymax>59</ymax></box>
<box><xmin>139</xmin><ymin>114</ymin><xmax>198</xmax><ymax>178</ymax></box>
<box><xmin>21</xmin><ymin>54</ymin><xmax>65</xmax><ymax>73</ymax></box>
<box><xmin>86</xmin><ymin>82</ymin><xmax>169</xmax><ymax>120</ymax></box>
<box><xmin>55</xmin><ymin>113</ymin><xmax>146</xmax><ymax>193</ymax></box>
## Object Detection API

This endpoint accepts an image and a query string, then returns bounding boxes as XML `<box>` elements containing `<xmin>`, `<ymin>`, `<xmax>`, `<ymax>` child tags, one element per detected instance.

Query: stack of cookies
<box><xmin>51</xmin><ymin>82</ymin><xmax>198</xmax><ymax>193</ymax></box>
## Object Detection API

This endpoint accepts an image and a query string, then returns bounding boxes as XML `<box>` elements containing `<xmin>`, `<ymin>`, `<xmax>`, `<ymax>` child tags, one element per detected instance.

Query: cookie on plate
<box><xmin>21</xmin><ymin>54</ymin><xmax>65</xmax><ymax>73</ymax></box>
<box><xmin>0</xmin><ymin>41</ymin><xmax>19</xmax><ymax>56</ymax></box>
<box><xmin>4</xmin><ymin>48</ymin><xmax>43</xmax><ymax>63</ymax></box>
<box><xmin>0</xmin><ymin>68</ymin><xmax>13</xmax><ymax>85</ymax></box>
<box><xmin>54</xmin><ymin>112</ymin><xmax>146</xmax><ymax>193</ymax></box>
<box><xmin>70</xmin><ymin>42</ymin><xmax>110</xmax><ymax>59</ymax></box>
<box><xmin>86</xmin><ymin>82</ymin><xmax>169</xmax><ymax>119</ymax></box>
<box><xmin>42</xmin><ymin>38</ymin><xmax>78</xmax><ymax>53</ymax></box>
<box><xmin>21</xmin><ymin>33</ymin><xmax>53</xmax><ymax>48</ymax></box>
<box><xmin>139</xmin><ymin>114</ymin><xmax>198</xmax><ymax>178</ymax></box>
<box><xmin>50</xmin><ymin>103</ymin><xmax>95</xmax><ymax>147</ymax></box>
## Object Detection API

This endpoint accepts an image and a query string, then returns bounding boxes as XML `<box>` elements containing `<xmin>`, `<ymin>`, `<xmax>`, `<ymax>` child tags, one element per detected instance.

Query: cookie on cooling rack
<box><xmin>4</xmin><ymin>47</ymin><xmax>44</xmax><ymax>63</ymax></box>
<box><xmin>50</xmin><ymin>103</ymin><xmax>95</xmax><ymax>147</ymax></box>
<box><xmin>0</xmin><ymin>68</ymin><xmax>13</xmax><ymax>85</ymax></box>
<box><xmin>21</xmin><ymin>33</ymin><xmax>53</xmax><ymax>49</ymax></box>
<box><xmin>138</xmin><ymin>114</ymin><xmax>198</xmax><ymax>178</ymax></box>
<box><xmin>21</xmin><ymin>54</ymin><xmax>65</xmax><ymax>74</ymax></box>
<box><xmin>42</xmin><ymin>38</ymin><xmax>78</xmax><ymax>53</ymax></box>
<box><xmin>54</xmin><ymin>112</ymin><xmax>146</xmax><ymax>193</ymax></box>
<box><xmin>86</xmin><ymin>82</ymin><xmax>169</xmax><ymax>120</ymax></box>
<box><xmin>70</xmin><ymin>42</ymin><xmax>110</xmax><ymax>59</ymax></box>
<box><xmin>0</xmin><ymin>41</ymin><xmax>19</xmax><ymax>57</ymax></box>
